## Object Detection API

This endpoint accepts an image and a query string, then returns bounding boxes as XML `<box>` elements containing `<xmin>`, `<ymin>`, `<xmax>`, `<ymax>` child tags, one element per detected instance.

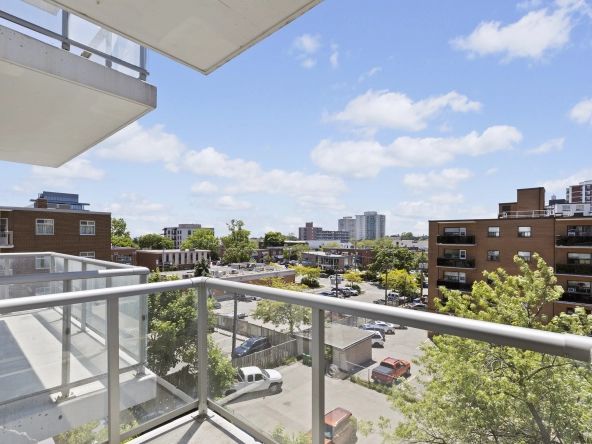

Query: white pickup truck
<box><xmin>225</xmin><ymin>366</ymin><xmax>283</xmax><ymax>397</ymax></box>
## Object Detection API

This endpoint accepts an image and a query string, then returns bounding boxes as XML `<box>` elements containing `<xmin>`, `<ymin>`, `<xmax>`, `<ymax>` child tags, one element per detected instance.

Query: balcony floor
<box><xmin>128</xmin><ymin>410</ymin><xmax>258</xmax><ymax>444</ymax></box>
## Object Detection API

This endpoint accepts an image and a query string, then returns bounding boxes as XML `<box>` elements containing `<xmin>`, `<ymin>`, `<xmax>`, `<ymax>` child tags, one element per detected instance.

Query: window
<box><xmin>36</xmin><ymin>219</ymin><xmax>54</xmax><ymax>235</ymax></box>
<box><xmin>443</xmin><ymin>271</ymin><xmax>466</xmax><ymax>282</ymax></box>
<box><xmin>517</xmin><ymin>251</ymin><xmax>531</xmax><ymax>262</ymax></box>
<box><xmin>444</xmin><ymin>227</ymin><xmax>466</xmax><ymax>236</ymax></box>
<box><xmin>255</xmin><ymin>374</ymin><xmax>264</xmax><ymax>381</ymax></box>
<box><xmin>567</xmin><ymin>280</ymin><xmax>591</xmax><ymax>294</ymax></box>
<box><xmin>488</xmin><ymin>250</ymin><xmax>500</xmax><ymax>261</ymax></box>
<box><xmin>35</xmin><ymin>256</ymin><xmax>50</xmax><ymax>270</ymax></box>
<box><xmin>488</xmin><ymin>226</ymin><xmax>500</xmax><ymax>237</ymax></box>
<box><xmin>563</xmin><ymin>205</ymin><xmax>571</xmax><ymax>212</ymax></box>
<box><xmin>501</xmin><ymin>205</ymin><xmax>511</xmax><ymax>212</ymax></box>
<box><xmin>248</xmin><ymin>375</ymin><xmax>254</xmax><ymax>383</ymax></box>
<box><xmin>80</xmin><ymin>220</ymin><xmax>95</xmax><ymax>235</ymax></box>
<box><xmin>518</xmin><ymin>226</ymin><xmax>531</xmax><ymax>238</ymax></box>
<box><xmin>567</xmin><ymin>253</ymin><xmax>591</xmax><ymax>265</ymax></box>
<box><xmin>459</xmin><ymin>250</ymin><xmax>466</xmax><ymax>260</ymax></box>
<box><xmin>576</xmin><ymin>205</ymin><xmax>585</xmax><ymax>212</ymax></box>
<box><xmin>567</xmin><ymin>225</ymin><xmax>592</xmax><ymax>236</ymax></box>
<box><xmin>444</xmin><ymin>249</ymin><xmax>461</xmax><ymax>259</ymax></box>
<box><xmin>80</xmin><ymin>252</ymin><xmax>95</xmax><ymax>259</ymax></box>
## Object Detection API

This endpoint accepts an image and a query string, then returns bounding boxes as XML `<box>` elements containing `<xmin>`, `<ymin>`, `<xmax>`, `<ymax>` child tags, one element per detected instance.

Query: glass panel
<box><xmin>0</xmin><ymin>0</ymin><xmax>62</xmax><ymax>47</ymax></box>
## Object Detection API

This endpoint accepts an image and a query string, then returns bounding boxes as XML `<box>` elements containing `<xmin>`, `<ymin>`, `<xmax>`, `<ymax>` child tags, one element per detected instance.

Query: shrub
<box><xmin>301</xmin><ymin>276</ymin><xmax>320</xmax><ymax>288</ymax></box>
<box><xmin>351</xmin><ymin>283</ymin><xmax>362</xmax><ymax>292</ymax></box>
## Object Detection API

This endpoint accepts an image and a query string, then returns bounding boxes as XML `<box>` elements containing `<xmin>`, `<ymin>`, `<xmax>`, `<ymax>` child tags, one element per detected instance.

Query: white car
<box><xmin>371</xmin><ymin>331</ymin><xmax>385</xmax><ymax>347</ymax></box>
<box><xmin>225</xmin><ymin>366</ymin><xmax>283</xmax><ymax>397</ymax></box>
<box><xmin>368</xmin><ymin>320</ymin><xmax>396</xmax><ymax>334</ymax></box>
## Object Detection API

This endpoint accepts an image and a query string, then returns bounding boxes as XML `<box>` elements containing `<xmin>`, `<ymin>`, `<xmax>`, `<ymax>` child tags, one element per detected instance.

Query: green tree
<box><xmin>285</xmin><ymin>232</ymin><xmax>298</xmax><ymax>241</ymax></box>
<box><xmin>251</xmin><ymin>278</ymin><xmax>311</xmax><ymax>334</ymax></box>
<box><xmin>291</xmin><ymin>265</ymin><xmax>321</xmax><ymax>288</ymax></box>
<box><xmin>271</xmin><ymin>425</ymin><xmax>311</xmax><ymax>444</ymax></box>
<box><xmin>343</xmin><ymin>270</ymin><xmax>362</xmax><ymax>287</ymax></box>
<box><xmin>147</xmin><ymin>272</ymin><xmax>234</xmax><ymax>397</ymax></box>
<box><xmin>181</xmin><ymin>229</ymin><xmax>220</xmax><ymax>260</ymax></box>
<box><xmin>111</xmin><ymin>217</ymin><xmax>139</xmax><ymax>248</ymax></box>
<box><xmin>323</xmin><ymin>241</ymin><xmax>341</xmax><ymax>248</ymax></box>
<box><xmin>194</xmin><ymin>258</ymin><xmax>210</xmax><ymax>277</ymax></box>
<box><xmin>284</xmin><ymin>244</ymin><xmax>309</xmax><ymax>262</ymax></box>
<box><xmin>263</xmin><ymin>231</ymin><xmax>286</xmax><ymax>247</ymax></box>
<box><xmin>221</xmin><ymin>219</ymin><xmax>254</xmax><ymax>263</ymax></box>
<box><xmin>382</xmin><ymin>254</ymin><xmax>592</xmax><ymax>444</ymax></box>
<box><xmin>400</xmin><ymin>231</ymin><xmax>414</xmax><ymax>240</ymax></box>
<box><xmin>138</xmin><ymin>233</ymin><xmax>174</xmax><ymax>250</ymax></box>
<box><xmin>370</xmin><ymin>244</ymin><xmax>415</xmax><ymax>273</ymax></box>
<box><xmin>382</xmin><ymin>269</ymin><xmax>418</xmax><ymax>297</ymax></box>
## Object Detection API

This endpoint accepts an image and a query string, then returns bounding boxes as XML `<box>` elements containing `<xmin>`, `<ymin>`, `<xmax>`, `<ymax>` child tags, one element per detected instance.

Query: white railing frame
<box><xmin>0</xmin><ymin>276</ymin><xmax>590</xmax><ymax>444</ymax></box>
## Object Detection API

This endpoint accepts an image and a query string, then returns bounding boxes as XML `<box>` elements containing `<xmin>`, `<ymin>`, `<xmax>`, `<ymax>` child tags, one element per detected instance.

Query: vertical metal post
<box><xmin>105</xmin><ymin>31</ymin><xmax>113</xmax><ymax>68</ymax></box>
<box><xmin>106</xmin><ymin>276</ymin><xmax>120</xmax><ymax>443</ymax></box>
<box><xmin>80</xmin><ymin>262</ymin><xmax>87</xmax><ymax>332</ymax></box>
<box><xmin>231</xmin><ymin>293</ymin><xmax>238</xmax><ymax>359</ymax></box>
<box><xmin>138</xmin><ymin>274</ymin><xmax>148</xmax><ymax>375</ymax></box>
<box><xmin>61</xmin><ymin>10</ymin><xmax>70</xmax><ymax>51</ymax></box>
<box><xmin>197</xmin><ymin>282</ymin><xmax>209</xmax><ymax>418</ymax></box>
<box><xmin>311</xmin><ymin>308</ymin><xmax>325</xmax><ymax>444</ymax></box>
<box><xmin>61</xmin><ymin>279</ymin><xmax>72</xmax><ymax>400</ymax></box>
<box><xmin>50</xmin><ymin>256</ymin><xmax>56</xmax><ymax>294</ymax></box>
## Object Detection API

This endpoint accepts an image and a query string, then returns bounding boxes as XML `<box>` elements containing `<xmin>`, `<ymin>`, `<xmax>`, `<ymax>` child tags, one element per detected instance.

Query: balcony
<box><xmin>437</xmin><ymin>279</ymin><xmax>473</xmax><ymax>292</ymax></box>
<box><xmin>556</xmin><ymin>235</ymin><xmax>592</xmax><ymax>247</ymax></box>
<box><xmin>436</xmin><ymin>235</ymin><xmax>475</xmax><ymax>245</ymax></box>
<box><xmin>0</xmin><ymin>7</ymin><xmax>156</xmax><ymax>167</ymax></box>
<box><xmin>555</xmin><ymin>263</ymin><xmax>592</xmax><ymax>276</ymax></box>
<box><xmin>1</xmin><ymin>252</ymin><xmax>590</xmax><ymax>444</ymax></box>
<box><xmin>436</xmin><ymin>258</ymin><xmax>475</xmax><ymax>268</ymax></box>
<box><xmin>559</xmin><ymin>291</ymin><xmax>592</xmax><ymax>305</ymax></box>
<box><xmin>0</xmin><ymin>231</ymin><xmax>13</xmax><ymax>248</ymax></box>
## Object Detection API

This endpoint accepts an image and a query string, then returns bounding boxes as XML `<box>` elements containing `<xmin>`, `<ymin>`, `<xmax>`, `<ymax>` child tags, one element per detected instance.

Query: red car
<box><xmin>308</xmin><ymin>407</ymin><xmax>357</xmax><ymax>443</ymax></box>
<box><xmin>371</xmin><ymin>358</ymin><xmax>411</xmax><ymax>386</ymax></box>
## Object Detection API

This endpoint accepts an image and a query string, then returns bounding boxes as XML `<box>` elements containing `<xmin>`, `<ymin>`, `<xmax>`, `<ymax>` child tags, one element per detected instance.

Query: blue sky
<box><xmin>3</xmin><ymin>0</ymin><xmax>592</xmax><ymax>238</ymax></box>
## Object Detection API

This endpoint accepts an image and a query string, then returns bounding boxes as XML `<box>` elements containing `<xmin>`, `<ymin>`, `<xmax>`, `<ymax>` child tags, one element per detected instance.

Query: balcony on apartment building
<box><xmin>436</xmin><ymin>258</ymin><xmax>475</xmax><ymax>269</ymax></box>
<box><xmin>0</xmin><ymin>1</ymin><xmax>156</xmax><ymax>167</ymax></box>
<box><xmin>559</xmin><ymin>291</ymin><xmax>592</xmax><ymax>306</ymax></box>
<box><xmin>556</xmin><ymin>235</ymin><xmax>592</xmax><ymax>247</ymax></box>
<box><xmin>1</xmin><ymin>252</ymin><xmax>592</xmax><ymax>444</ymax></box>
<box><xmin>436</xmin><ymin>235</ymin><xmax>476</xmax><ymax>245</ymax></box>
<box><xmin>436</xmin><ymin>279</ymin><xmax>473</xmax><ymax>292</ymax></box>
<box><xmin>555</xmin><ymin>263</ymin><xmax>592</xmax><ymax>276</ymax></box>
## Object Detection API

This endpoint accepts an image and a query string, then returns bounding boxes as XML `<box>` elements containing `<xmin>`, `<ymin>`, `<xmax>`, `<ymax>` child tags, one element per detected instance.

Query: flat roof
<box><xmin>0</xmin><ymin>206</ymin><xmax>109</xmax><ymax>216</ymax></box>
<box><xmin>297</xmin><ymin>323</ymin><xmax>373</xmax><ymax>350</ymax></box>
<box><xmin>138</xmin><ymin>249</ymin><xmax>210</xmax><ymax>253</ymax></box>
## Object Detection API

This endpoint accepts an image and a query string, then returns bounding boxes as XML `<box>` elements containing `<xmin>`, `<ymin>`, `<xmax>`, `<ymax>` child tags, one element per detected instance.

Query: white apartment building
<box><xmin>338</xmin><ymin>216</ymin><xmax>356</xmax><ymax>238</ymax></box>
<box><xmin>163</xmin><ymin>224</ymin><xmax>214</xmax><ymax>248</ymax></box>
<box><xmin>355</xmin><ymin>211</ymin><xmax>386</xmax><ymax>240</ymax></box>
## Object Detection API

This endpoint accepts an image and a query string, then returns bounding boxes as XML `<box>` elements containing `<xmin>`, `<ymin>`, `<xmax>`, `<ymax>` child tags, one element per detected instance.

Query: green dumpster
<box><xmin>302</xmin><ymin>353</ymin><xmax>311</xmax><ymax>366</ymax></box>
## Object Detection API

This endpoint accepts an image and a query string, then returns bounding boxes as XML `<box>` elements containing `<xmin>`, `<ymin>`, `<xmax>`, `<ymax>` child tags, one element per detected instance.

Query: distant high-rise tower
<box><xmin>355</xmin><ymin>211</ymin><xmax>386</xmax><ymax>240</ymax></box>
<box><xmin>338</xmin><ymin>216</ymin><xmax>356</xmax><ymax>239</ymax></box>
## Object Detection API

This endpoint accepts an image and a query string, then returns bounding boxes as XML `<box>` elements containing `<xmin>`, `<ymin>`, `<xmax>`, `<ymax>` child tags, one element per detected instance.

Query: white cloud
<box><xmin>94</xmin><ymin>122</ymin><xmax>186</xmax><ymax>171</ymax></box>
<box><xmin>302</xmin><ymin>58</ymin><xmax>317</xmax><ymax>69</ymax></box>
<box><xmin>296</xmin><ymin>195</ymin><xmax>346</xmax><ymax>212</ymax></box>
<box><xmin>450</xmin><ymin>1</ymin><xmax>587</xmax><ymax>61</ymax></box>
<box><xmin>485</xmin><ymin>167</ymin><xmax>499</xmax><ymax>175</ymax></box>
<box><xmin>570</xmin><ymin>98</ymin><xmax>592</xmax><ymax>125</ymax></box>
<box><xmin>403</xmin><ymin>168</ymin><xmax>474</xmax><ymax>193</ymax></box>
<box><xmin>213</xmin><ymin>196</ymin><xmax>252</xmax><ymax>210</ymax></box>
<box><xmin>540</xmin><ymin>168</ymin><xmax>592</xmax><ymax>194</ymax></box>
<box><xmin>181</xmin><ymin>147</ymin><xmax>346</xmax><ymax>197</ymax></box>
<box><xmin>326</xmin><ymin>90</ymin><xmax>482</xmax><ymax>133</ymax></box>
<box><xmin>429</xmin><ymin>193</ymin><xmax>466</xmax><ymax>204</ymax></box>
<box><xmin>30</xmin><ymin>158</ymin><xmax>105</xmax><ymax>188</ymax></box>
<box><xmin>525</xmin><ymin>137</ymin><xmax>564</xmax><ymax>154</ymax></box>
<box><xmin>517</xmin><ymin>0</ymin><xmax>542</xmax><ymax>9</ymax></box>
<box><xmin>392</xmin><ymin>200</ymin><xmax>453</xmax><ymax>219</ymax></box>
<box><xmin>358</xmin><ymin>67</ymin><xmax>382</xmax><ymax>82</ymax></box>
<box><xmin>330</xmin><ymin>44</ymin><xmax>339</xmax><ymax>68</ymax></box>
<box><xmin>102</xmin><ymin>193</ymin><xmax>174</xmax><ymax>235</ymax></box>
<box><xmin>311</xmin><ymin>126</ymin><xmax>523</xmax><ymax>178</ymax></box>
<box><xmin>293</xmin><ymin>34</ymin><xmax>321</xmax><ymax>54</ymax></box>
<box><xmin>191</xmin><ymin>181</ymin><xmax>219</xmax><ymax>195</ymax></box>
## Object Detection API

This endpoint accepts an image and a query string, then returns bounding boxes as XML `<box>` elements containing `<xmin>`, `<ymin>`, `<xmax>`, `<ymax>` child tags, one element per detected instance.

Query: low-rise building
<box><xmin>298</xmin><ymin>222</ymin><xmax>350</xmax><ymax>242</ymax></box>
<box><xmin>162</xmin><ymin>224</ymin><xmax>214</xmax><ymax>249</ymax></box>
<box><xmin>110</xmin><ymin>247</ymin><xmax>138</xmax><ymax>265</ymax></box>
<box><xmin>253</xmin><ymin>247</ymin><xmax>284</xmax><ymax>262</ymax></box>
<box><xmin>301</xmin><ymin>251</ymin><xmax>355</xmax><ymax>271</ymax></box>
<box><xmin>322</xmin><ymin>247</ymin><xmax>375</xmax><ymax>269</ymax></box>
<box><xmin>136</xmin><ymin>248</ymin><xmax>210</xmax><ymax>271</ymax></box>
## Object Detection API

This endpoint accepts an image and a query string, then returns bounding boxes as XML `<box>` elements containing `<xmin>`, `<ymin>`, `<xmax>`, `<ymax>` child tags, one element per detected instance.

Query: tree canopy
<box><xmin>323</xmin><ymin>241</ymin><xmax>341</xmax><ymax>248</ymax></box>
<box><xmin>221</xmin><ymin>219</ymin><xmax>254</xmax><ymax>263</ymax></box>
<box><xmin>343</xmin><ymin>270</ymin><xmax>363</xmax><ymax>286</ymax></box>
<box><xmin>111</xmin><ymin>217</ymin><xmax>139</xmax><ymax>248</ymax></box>
<box><xmin>181</xmin><ymin>228</ymin><xmax>220</xmax><ymax>260</ymax></box>
<box><xmin>263</xmin><ymin>231</ymin><xmax>286</xmax><ymax>247</ymax></box>
<box><xmin>382</xmin><ymin>269</ymin><xmax>418</xmax><ymax>297</ymax></box>
<box><xmin>370</xmin><ymin>243</ymin><xmax>415</xmax><ymax>273</ymax></box>
<box><xmin>251</xmin><ymin>278</ymin><xmax>311</xmax><ymax>334</ymax></box>
<box><xmin>138</xmin><ymin>233</ymin><xmax>174</xmax><ymax>250</ymax></box>
<box><xmin>380</xmin><ymin>254</ymin><xmax>592</xmax><ymax>444</ymax></box>
<box><xmin>284</xmin><ymin>243</ymin><xmax>309</xmax><ymax>261</ymax></box>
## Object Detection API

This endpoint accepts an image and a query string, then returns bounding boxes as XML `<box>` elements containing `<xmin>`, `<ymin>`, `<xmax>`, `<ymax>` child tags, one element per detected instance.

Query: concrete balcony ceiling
<box><xmin>46</xmin><ymin>0</ymin><xmax>324</xmax><ymax>74</ymax></box>
<box><xmin>0</xmin><ymin>25</ymin><xmax>156</xmax><ymax>167</ymax></box>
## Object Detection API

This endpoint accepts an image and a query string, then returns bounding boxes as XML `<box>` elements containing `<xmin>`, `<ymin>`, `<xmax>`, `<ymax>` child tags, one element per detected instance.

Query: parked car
<box><xmin>367</xmin><ymin>320</ymin><xmax>396</xmax><ymax>334</ymax></box>
<box><xmin>212</xmin><ymin>302</ymin><xmax>222</xmax><ymax>309</ymax></box>
<box><xmin>370</xmin><ymin>331</ymin><xmax>385</xmax><ymax>347</ymax></box>
<box><xmin>224</xmin><ymin>312</ymin><xmax>247</xmax><ymax>319</ymax></box>
<box><xmin>308</xmin><ymin>408</ymin><xmax>358</xmax><ymax>444</ymax></box>
<box><xmin>361</xmin><ymin>324</ymin><xmax>388</xmax><ymax>336</ymax></box>
<box><xmin>345</xmin><ymin>288</ymin><xmax>359</xmax><ymax>296</ymax></box>
<box><xmin>225</xmin><ymin>366</ymin><xmax>283</xmax><ymax>396</ymax></box>
<box><xmin>320</xmin><ymin>291</ymin><xmax>333</xmax><ymax>296</ymax></box>
<box><xmin>234</xmin><ymin>336</ymin><xmax>272</xmax><ymax>357</ymax></box>
<box><xmin>373</xmin><ymin>298</ymin><xmax>386</xmax><ymax>305</ymax></box>
<box><xmin>371</xmin><ymin>358</ymin><xmax>411</xmax><ymax>386</ymax></box>
<box><xmin>331</xmin><ymin>287</ymin><xmax>345</xmax><ymax>293</ymax></box>
<box><xmin>237</xmin><ymin>294</ymin><xmax>261</xmax><ymax>302</ymax></box>
<box><xmin>320</xmin><ymin>273</ymin><xmax>328</xmax><ymax>278</ymax></box>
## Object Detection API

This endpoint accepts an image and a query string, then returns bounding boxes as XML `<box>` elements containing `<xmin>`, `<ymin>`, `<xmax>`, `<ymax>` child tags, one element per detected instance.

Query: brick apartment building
<box><xmin>0</xmin><ymin>196</ymin><xmax>110</xmax><ymax>262</ymax></box>
<box><xmin>301</xmin><ymin>251</ymin><xmax>355</xmax><ymax>271</ymax></box>
<box><xmin>298</xmin><ymin>222</ymin><xmax>350</xmax><ymax>242</ymax></box>
<box><xmin>136</xmin><ymin>249</ymin><xmax>210</xmax><ymax>272</ymax></box>
<box><xmin>429</xmin><ymin>186</ymin><xmax>592</xmax><ymax>319</ymax></box>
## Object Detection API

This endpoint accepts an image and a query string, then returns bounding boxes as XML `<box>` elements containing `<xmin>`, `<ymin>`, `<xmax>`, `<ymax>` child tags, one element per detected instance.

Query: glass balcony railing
<box><xmin>436</xmin><ymin>258</ymin><xmax>475</xmax><ymax>268</ymax></box>
<box><xmin>560</xmin><ymin>291</ymin><xmax>592</xmax><ymax>305</ymax></box>
<box><xmin>1</xmin><ymin>252</ymin><xmax>591</xmax><ymax>444</ymax></box>
<box><xmin>556</xmin><ymin>235</ymin><xmax>592</xmax><ymax>246</ymax></box>
<box><xmin>555</xmin><ymin>263</ymin><xmax>592</xmax><ymax>276</ymax></box>
<box><xmin>436</xmin><ymin>279</ymin><xmax>473</xmax><ymax>292</ymax></box>
<box><xmin>0</xmin><ymin>0</ymin><xmax>148</xmax><ymax>79</ymax></box>
<box><xmin>436</xmin><ymin>235</ymin><xmax>475</xmax><ymax>244</ymax></box>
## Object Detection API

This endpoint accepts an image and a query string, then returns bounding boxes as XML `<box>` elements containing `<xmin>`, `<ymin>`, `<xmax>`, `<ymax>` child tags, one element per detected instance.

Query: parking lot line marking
<box><xmin>407</xmin><ymin>374</ymin><xmax>417</xmax><ymax>383</ymax></box>
<box><xmin>415</xmin><ymin>339</ymin><xmax>429</xmax><ymax>349</ymax></box>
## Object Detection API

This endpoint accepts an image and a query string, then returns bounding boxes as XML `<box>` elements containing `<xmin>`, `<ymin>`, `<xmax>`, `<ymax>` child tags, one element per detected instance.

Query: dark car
<box><xmin>234</xmin><ymin>336</ymin><xmax>272</xmax><ymax>357</ymax></box>
<box><xmin>237</xmin><ymin>294</ymin><xmax>260</xmax><ymax>302</ymax></box>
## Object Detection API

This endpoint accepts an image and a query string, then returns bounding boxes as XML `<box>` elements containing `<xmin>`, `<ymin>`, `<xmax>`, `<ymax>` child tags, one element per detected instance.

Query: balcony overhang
<box><xmin>0</xmin><ymin>25</ymin><xmax>156</xmax><ymax>167</ymax></box>
<box><xmin>46</xmin><ymin>0</ymin><xmax>323</xmax><ymax>74</ymax></box>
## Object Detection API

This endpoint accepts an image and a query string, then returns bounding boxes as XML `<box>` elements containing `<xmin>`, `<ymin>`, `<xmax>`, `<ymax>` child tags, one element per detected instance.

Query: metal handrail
<box><xmin>0</xmin><ymin>10</ymin><xmax>149</xmax><ymax>77</ymax></box>
<box><xmin>0</xmin><ymin>276</ymin><xmax>590</xmax><ymax>363</ymax></box>
<box><xmin>0</xmin><ymin>251</ymin><xmax>136</xmax><ymax>269</ymax></box>
<box><xmin>0</xmin><ymin>266</ymin><xmax>149</xmax><ymax>285</ymax></box>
